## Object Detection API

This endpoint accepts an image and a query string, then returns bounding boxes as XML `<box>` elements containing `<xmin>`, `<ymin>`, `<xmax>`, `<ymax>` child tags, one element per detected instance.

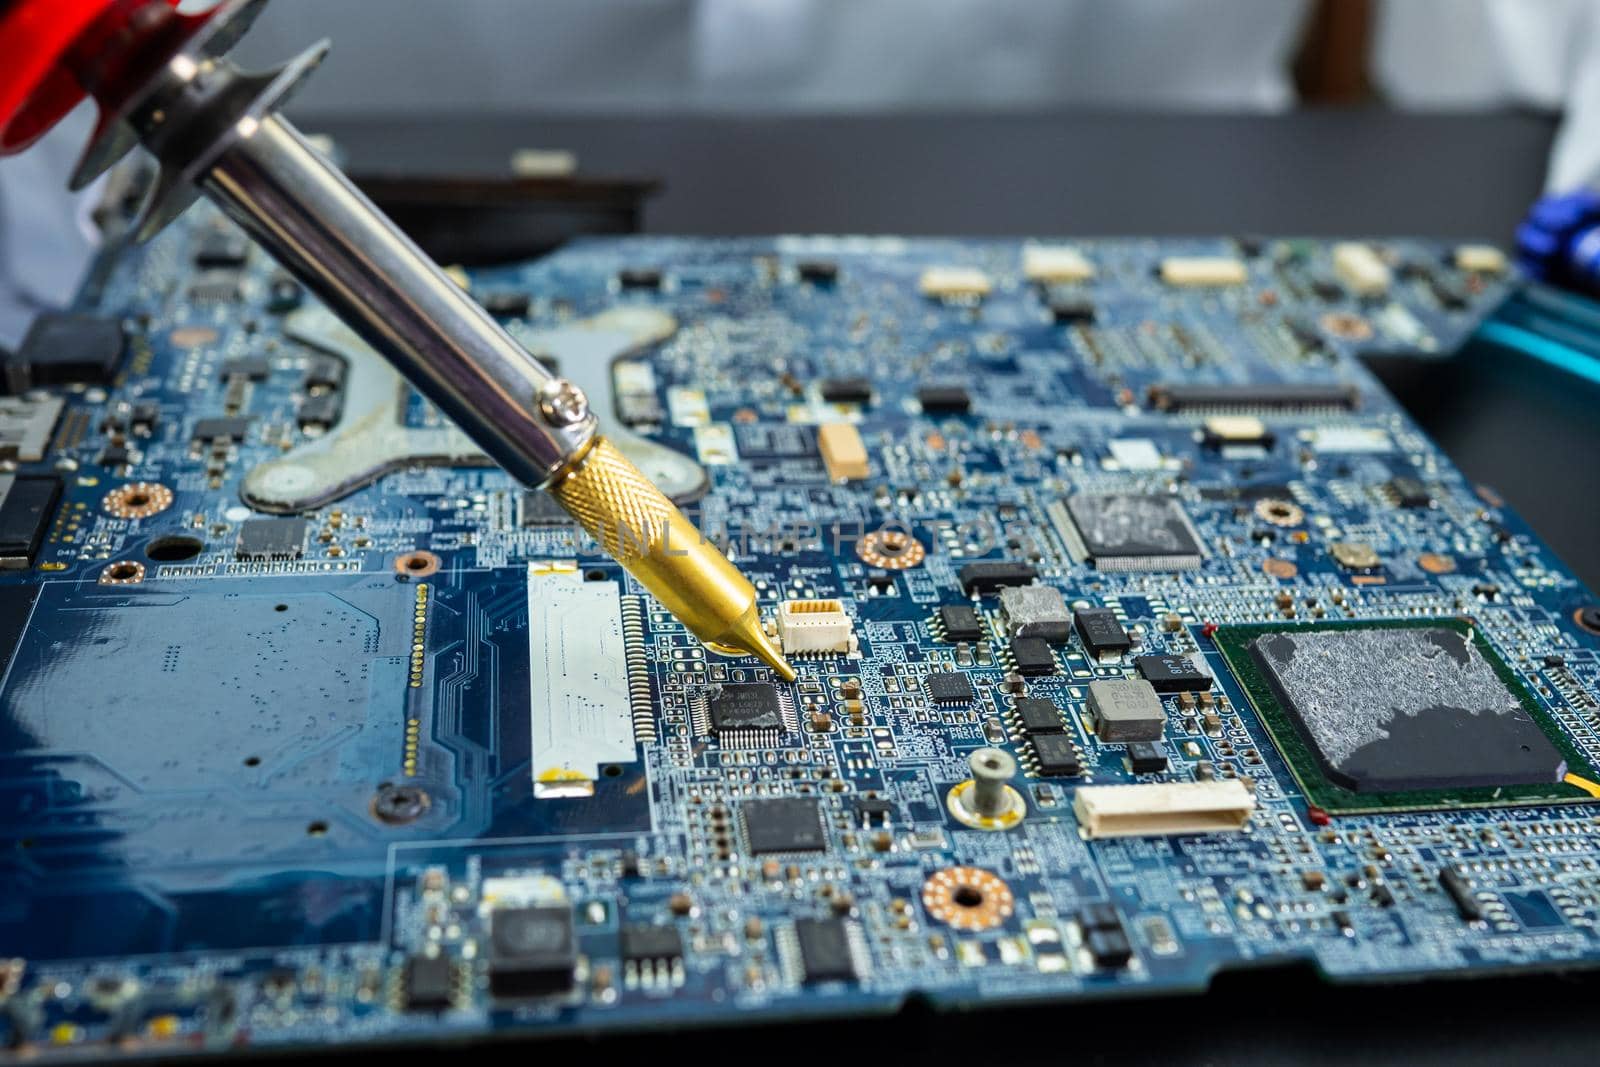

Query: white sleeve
<box><xmin>1375</xmin><ymin>0</ymin><xmax>1600</xmax><ymax>191</ymax></box>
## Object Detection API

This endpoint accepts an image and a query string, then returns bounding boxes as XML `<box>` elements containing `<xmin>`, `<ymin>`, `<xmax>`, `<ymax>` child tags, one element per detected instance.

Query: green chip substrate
<box><xmin>1214</xmin><ymin>618</ymin><xmax>1597</xmax><ymax>815</ymax></box>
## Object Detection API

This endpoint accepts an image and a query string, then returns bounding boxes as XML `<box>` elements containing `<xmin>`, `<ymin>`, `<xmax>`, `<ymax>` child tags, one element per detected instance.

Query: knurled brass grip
<box><xmin>547</xmin><ymin>437</ymin><xmax>794</xmax><ymax>678</ymax></box>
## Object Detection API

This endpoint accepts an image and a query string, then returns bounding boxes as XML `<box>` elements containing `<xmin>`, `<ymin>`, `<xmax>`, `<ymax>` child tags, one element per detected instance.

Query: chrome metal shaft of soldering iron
<box><xmin>203</xmin><ymin>115</ymin><xmax>590</xmax><ymax>489</ymax></box>
<box><xmin>196</xmin><ymin>113</ymin><xmax>792</xmax><ymax>679</ymax></box>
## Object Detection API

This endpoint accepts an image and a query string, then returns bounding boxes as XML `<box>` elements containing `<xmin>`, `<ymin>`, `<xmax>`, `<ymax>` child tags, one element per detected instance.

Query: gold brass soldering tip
<box><xmin>546</xmin><ymin>436</ymin><xmax>797</xmax><ymax>682</ymax></box>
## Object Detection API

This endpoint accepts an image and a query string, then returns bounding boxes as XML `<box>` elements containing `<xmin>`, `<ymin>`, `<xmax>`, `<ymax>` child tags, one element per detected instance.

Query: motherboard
<box><xmin>2</xmin><ymin>204</ymin><xmax>1599</xmax><ymax>1057</ymax></box>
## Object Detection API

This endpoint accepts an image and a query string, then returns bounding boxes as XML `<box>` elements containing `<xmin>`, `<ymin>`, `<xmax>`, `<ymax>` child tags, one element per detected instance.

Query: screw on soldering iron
<box><xmin>537</xmin><ymin>379</ymin><xmax>589</xmax><ymax>426</ymax></box>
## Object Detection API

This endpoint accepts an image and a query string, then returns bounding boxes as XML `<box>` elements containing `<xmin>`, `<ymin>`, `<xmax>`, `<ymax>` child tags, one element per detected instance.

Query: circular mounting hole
<box><xmin>145</xmin><ymin>534</ymin><xmax>205</xmax><ymax>562</ymax></box>
<box><xmin>393</xmin><ymin>551</ymin><xmax>441</xmax><ymax>578</ymax></box>
<box><xmin>274</xmin><ymin>603</ymin><xmax>288</xmax><ymax>612</ymax></box>
<box><xmin>584</xmin><ymin>569</ymin><xmax>608</xmax><ymax>582</ymax></box>
<box><xmin>306</xmin><ymin>821</ymin><xmax>329</xmax><ymax>837</ymax></box>
<box><xmin>124</xmin><ymin>493</ymin><xmax>149</xmax><ymax>509</ymax></box>
<box><xmin>602</xmin><ymin>764</ymin><xmax>624</xmax><ymax>778</ymax></box>
<box><xmin>106</xmin><ymin>562</ymin><xmax>139</xmax><ymax>580</ymax></box>
<box><xmin>243</xmin><ymin>756</ymin><xmax>261</xmax><ymax>767</ymax></box>
<box><xmin>952</xmin><ymin>886</ymin><xmax>984</xmax><ymax>909</ymax></box>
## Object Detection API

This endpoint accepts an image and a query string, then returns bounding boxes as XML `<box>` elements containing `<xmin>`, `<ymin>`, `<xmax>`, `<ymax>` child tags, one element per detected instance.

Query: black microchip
<box><xmin>1059</xmin><ymin>494</ymin><xmax>1204</xmax><ymax>571</ymax></box>
<box><xmin>1387</xmin><ymin>475</ymin><xmax>1432</xmax><ymax>508</ymax></box>
<box><xmin>1125</xmin><ymin>740</ymin><xmax>1168</xmax><ymax>774</ymax></box>
<box><xmin>297</xmin><ymin>393</ymin><xmax>341</xmax><ymax>430</ymax></box>
<box><xmin>617</xmin><ymin>268</ymin><xmax>663</xmax><ymax>290</ymax></box>
<box><xmin>130</xmin><ymin>402</ymin><xmax>160</xmax><ymax>432</ymax></box>
<box><xmin>742</xmin><ymin>798</ymin><xmax>826</xmax><ymax>854</ymax></box>
<box><xmin>0</xmin><ymin>475</ymin><xmax>62</xmax><ymax>568</ymax></box>
<box><xmin>619</xmin><ymin>924</ymin><xmax>684</xmax><ymax>964</ymax></box>
<box><xmin>235</xmin><ymin>517</ymin><xmax>308</xmax><ymax>560</ymax></box>
<box><xmin>819</xmin><ymin>377</ymin><xmax>872</xmax><ymax>404</ymax></box>
<box><xmin>402</xmin><ymin>954</ymin><xmax>456</xmax><ymax>1010</ymax></box>
<box><xmin>488</xmin><ymin>906</ymin><xmax>577</xmax><ymax>996</ymax></box>
<box><xmin>192</xmin><ymin>416</ymin><xmax>254</xmax><ymax>442</ymax></box>
<box><xmin>1080</xmin><ymin>903</ymin><xmax>1132</xmax><ymax>968</ymax></box>
<box><xmin>958</xmin><ymin>561</ymin><xmax>1036</xmax><ymax>595</ymax></box>
<box><xmin>303</xmin><ymin>355</ymin><xmax>345</xmax><ymax>392</ymax></box>
<box><xmin>1047</xmin><ymin>294</ymin><xmax>1096</xmax><ymax>323</ymax></box>
<box><xmin>219</xmin><ymin>356</ymin><xmax>270</xmax><ymax>381</ymax></box>
<box><xmin>1086</xmin><ymin>927</ymin><xmax>1133</xmax><ymax>969</ymax></box>
<box><xmin>518</xmin><ymin>490</ymin><xmax>573</xmax><ymax>527</ymax></box>
<box><xmin>0</xmin><ymin>587</ymin><xmax>38</xmax><ymax>690</ymax></box>
<box><xmin>917</xmin><ymin>384</ymin><xmax>971</xmax><ymax>414</ymax></box>
<box><xmin>1013</xmin><ymin>697</ymin><xmax>1065</xmax><ymax>735</ymax></box>
<box><xmin>1030</xmin><ymin>733</ymin><xmax>1081</xmax><ymax>776</ymax></box>
<box><xmin>854</xmin><ymin>796</ymin><xmax>895</xmax><ymax>824</ymax></box>
<box><xmin>1439</xmin><ymin>867</ymin><xmax>1483</xmax><ymax>922</ymax></box>
<box><xmin>1248</xmin><ymin>626</ymin><xmax>1565</xmax><ymax>794</ymax></box>
<box><xmin>1075</xmin><ymin>608</ymin><xmax>1131</xmax><ymax>657</ymax></box>
<box><xmin>937</xmin><ymin>603</ymin><xmax>984</xmax><ymax>642</ymax></box>
<box><xmin>195</xmin><ymin>231</ymin><xmax>249</xmax><ymax>268</ymax></box>
<box><xmin>1082</xmin><ymin>902</ymin><xmax>1122</xmax><ymax>931</ymax></box>
<box><xmin>794</xmin><ymin>918</ymin><xmax>857</xmax><ymax>983</ymax></box>
<box><xmin>97</xmin><ymin>444</ymin><xmax>131</xmax><ymax>467</ymax></box>
<box><xmin>797</xmin><ymin>260</ymin><xmax>839</xmax><ymax>284</ymax></box>
<box><xmin>6</xmin><ymin>312</ymin><xmax>124</xmax><ymax>394</ymax></box>
<box><xmin>1010</xmin><ymin>637</ymin><xmax>1056</xmax><ymax>676</ymax></box>
<box><xmin>708</xmin><ymin>682</ymin><xmax>786</xmax><ymax>733</ymax></box>
<box><xmin>1134</xmin><ymin>654</ymin><xmax>1210</xmax><ymax>693</ymax></box>
<box><xmin>925</xmin><ymin>671</ymin><xmax>975</xmax><ymax>704</ymax></box>
<box><xmin>480</xmin><ymin>291</ymin><xmax>531</xmax><ymax>317</ymax></box>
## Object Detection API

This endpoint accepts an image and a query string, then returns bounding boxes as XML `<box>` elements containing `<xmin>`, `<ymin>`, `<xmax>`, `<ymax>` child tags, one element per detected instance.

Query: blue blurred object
<box><xmin>1516</xmin><ymin>187</ymin><xmax>1600</xmax><ymax>293</ymax></box>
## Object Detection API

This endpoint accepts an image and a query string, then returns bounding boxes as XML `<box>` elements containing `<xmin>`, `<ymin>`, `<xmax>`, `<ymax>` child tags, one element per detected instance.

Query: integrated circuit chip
<box><xmin>0</xmin><ymin>475</ymin><xmax>61</xmax><ymax>569</ymax></box>
<box><xmin>925</xmin><ymin>671</ymin><xmax>976</xmax><ymax>704</ymax></box>
<box><xmin>958</xmin><ymin>561</ymin><xmax>1037</xmax><ymax>595</ymax></box>
<box><xmin>403</xmin><ymin>954</ymin><xmax>457</xmax><ymax>1011</ymax></box>
<box><xmin>1217</xmin><ymin>621</ymin><xmax>1588</xmax><ymax>812</ymax></box>
<box><xmin>916</xmin><ymin>384</ymin><xmax>972</xmax><ymax>413</ymax></box>
<box><xmin>1134</xmin><ymin>654</ymin><xmax>1211</xmax><ymax>693</ymax></box>
<box><xmin>793</xmin><ymin>918</ymin><xmax>858</xmax><ymax>983</ymax></box>
<box><xmin>235</xmin><ymin>517</ymin><xmax>308</xmax><ymax>560</ymax></box>
<box><xmin>707</xmin><ymin>682</ymin><xmax>789</xmax><ymax>737</ymax></box>
<box><xmin>1075</xmin><ymin>607</ymin><xmax>1131</xmax><ymax>658</ymax></box>
<box><xmin>1010</xmin><ymin>638</ymin><xmax>1057</xmax><ymax>676</ymax></box>
<box><xmin>1012</xmin><ymin>697</ymin><xmax>1065</xmax><ymax>735</ymax></box>
<box><xmin>1125</xmin><ymin>740</ymin><xmax>1169</xmax><ymax>774</ymax></box>
<box><xmin>1030</xmin><ymin>733</ymin><xmax>1082</xmax><ymax>777</ymax></box>
<box><xmin>937</xmin><ymin>603</ymin><xmax>985</xmax><ymax>643</ymax></box>
<box><xmin>1050</xmin><ymin>494</ymin><xmax>1204</xmax><ymax>571</ymax></box>
<box><xmin>5</xmin><ymin>312</ymin><xmax>124</xmax><ymax>393</ymax></box>
<box><xmin>620</xmin><ymin>924</ymin><xmax>685</xmax><ymax>965</ymax></box>
<box><xmin>742</xmin><ymin>797</ymin><xmax>826</xmax><ymax>856</ymax></box>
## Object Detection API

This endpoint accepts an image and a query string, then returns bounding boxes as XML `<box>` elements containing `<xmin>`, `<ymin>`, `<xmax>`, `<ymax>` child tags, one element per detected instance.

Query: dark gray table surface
<box><xmin>298</xmin><ymin>109</ymin><xmax>1597</xmax><ymax>1066</ymax></box>
<box><xmin>316</xmin><ymin>110</ymin><xmax>1557</xmax><ymax>242</ymax></box>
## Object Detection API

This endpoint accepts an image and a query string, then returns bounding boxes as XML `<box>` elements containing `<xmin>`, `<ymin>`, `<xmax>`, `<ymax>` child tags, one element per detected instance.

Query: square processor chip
<box><xmin>1215</xmin><ymin>620</ymin><xmax>1591</xmax><ymax>813</ymax></box>
<box><xmin>1050</xmin><ymin>494</ymin><xmax>1204</xmax><ymax>571</ymax></box>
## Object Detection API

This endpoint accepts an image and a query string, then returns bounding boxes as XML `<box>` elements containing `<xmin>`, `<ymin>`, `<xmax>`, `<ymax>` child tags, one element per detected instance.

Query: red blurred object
<box><xmin>0</xmin><ymin>0</ymin><xmax>205</xmax><ymax>155</ymax></box>
<box><xmin>1307</xmin><ymin>805</ymin><xmax>1331</xmax><ymax>826</ymax></box>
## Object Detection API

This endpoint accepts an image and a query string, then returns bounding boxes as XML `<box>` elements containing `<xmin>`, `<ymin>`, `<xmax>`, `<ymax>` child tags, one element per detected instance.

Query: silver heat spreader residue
<box><xmin>1251</xmin><ymin>626</ymin><xmax>1521</xmax><ymax>768</ymax></box>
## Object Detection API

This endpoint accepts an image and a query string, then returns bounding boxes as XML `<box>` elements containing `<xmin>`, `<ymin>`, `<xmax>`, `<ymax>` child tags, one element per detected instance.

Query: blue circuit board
<box><xmin>2</xmin><ymin>207</ymin><xmax>1599</xmax><ymax>1058</ymax></box>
